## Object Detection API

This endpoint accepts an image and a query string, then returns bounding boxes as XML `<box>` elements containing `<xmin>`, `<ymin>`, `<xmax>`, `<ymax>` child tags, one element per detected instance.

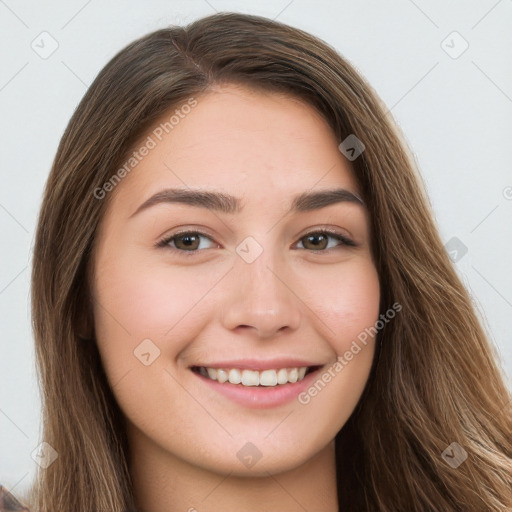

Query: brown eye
<box><xmin>158</xmin><ymin>231</ymin><xmax>216</xmax><ymax>253</ymax></box>
<box><xmin>156</xmin><ymin>229</ymin><xmax>356</xmax><ymax>255</ymax></box>
<box><xmin>174</xmin><ymin>233</ymin><xmax>201</xmax><ymax>251</ymax></box>
<box><xmin>302</xmin><ymin>233</ymin><xmax>329</xmax><ymax>250</ymax></box>
<box><xmin>297</xmin><ymin>230</ymin><xmax>356</xmax><ymax>251</ymax></box>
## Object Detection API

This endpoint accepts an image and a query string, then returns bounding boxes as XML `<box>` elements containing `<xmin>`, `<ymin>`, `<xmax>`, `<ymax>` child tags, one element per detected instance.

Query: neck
<box><xmin>128</xmin><ymin>432</ymin><xmax>339</xmax><ymax>512</ymax></box>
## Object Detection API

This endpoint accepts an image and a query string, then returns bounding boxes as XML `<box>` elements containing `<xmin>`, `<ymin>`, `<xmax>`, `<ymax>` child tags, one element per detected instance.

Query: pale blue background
<box><xmin>1</xmin><ymin>0</ymin><xmax>511</xmax><ymax>495</ymax></box>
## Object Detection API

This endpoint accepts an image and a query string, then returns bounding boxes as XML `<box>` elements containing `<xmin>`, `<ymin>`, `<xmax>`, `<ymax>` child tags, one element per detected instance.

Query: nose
<box><xmin>220</xmin><ymin>244</ymin><xmax>302</xmax><ymax>339</ymax></box>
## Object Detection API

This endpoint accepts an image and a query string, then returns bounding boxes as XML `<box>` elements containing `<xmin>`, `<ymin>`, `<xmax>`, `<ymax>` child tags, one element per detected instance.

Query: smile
<box><xmin>192</xmin><ymin>366</ymin><xmax>318</xmax><ymax>386</ymax></box>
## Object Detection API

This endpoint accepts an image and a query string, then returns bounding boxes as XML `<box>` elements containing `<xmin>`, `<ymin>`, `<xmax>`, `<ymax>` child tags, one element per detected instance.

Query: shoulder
<box><xmin>0</xmin><ymin>484</ymin><xmax>30</xmax><ymax>511</ymax></box>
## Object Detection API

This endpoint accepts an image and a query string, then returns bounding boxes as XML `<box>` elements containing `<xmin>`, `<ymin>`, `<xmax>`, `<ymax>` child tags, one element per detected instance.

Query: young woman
<box><xmin>6</xmin><ymin>11</ymin><xmax>511</xmax><ymax>512</ymax></box>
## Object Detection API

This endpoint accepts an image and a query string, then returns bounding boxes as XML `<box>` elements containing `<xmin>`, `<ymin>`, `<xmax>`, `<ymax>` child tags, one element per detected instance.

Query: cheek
<box><xmin>91</xmin><ymin>254</ymin><xmax>228</xmax><ymax>376</ymax></box>
<box><xmin>95</xmin><ymin>265</ymin><xmax>209</xmax><ymax>336</ymax></box>
<box><xmin>306</xmin><ymin>259</ymin><xmax>381</xmax><ymax>351</ymax></box>
<box><xmin>293</xmin><ymin>261</ymin><xmax>380</xmax><ymax>433</ymax></box>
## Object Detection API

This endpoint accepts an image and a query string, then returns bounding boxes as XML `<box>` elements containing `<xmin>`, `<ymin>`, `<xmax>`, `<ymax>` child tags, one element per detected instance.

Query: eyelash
<box><xmin>155</xmin><ymin>228</ymin><xmax>357</xmax><ymax>255</ymax></box>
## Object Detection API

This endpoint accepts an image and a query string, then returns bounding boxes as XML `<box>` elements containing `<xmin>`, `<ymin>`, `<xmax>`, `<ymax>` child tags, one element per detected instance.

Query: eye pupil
<box><xmin>177</xmin><ymin>234</ymin><xmax>199</xmax><ymax>250</ymax></box>
<box><xmin>304</xmin><ymin>233</ymin><xmax>328</xmax><ymax>250</ymax></box>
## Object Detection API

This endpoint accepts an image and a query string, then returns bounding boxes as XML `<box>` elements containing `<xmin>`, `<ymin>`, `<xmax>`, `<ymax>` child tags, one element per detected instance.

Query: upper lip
<box><xmin>190</xmin><ymin>358</ymin><xmax>324</xmax><ymax>371</ymax></box>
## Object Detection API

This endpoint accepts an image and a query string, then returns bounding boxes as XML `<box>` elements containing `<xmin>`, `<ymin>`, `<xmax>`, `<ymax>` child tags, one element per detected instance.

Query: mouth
<box><xmin>190</xmin><ymin>365</ymin><xmax>322</xmax><ymax>387</ymax></box>
<box><xmin>189</xmin><ymin>361</ymin><xmax>326</xmax><ymax>409</ymax></box>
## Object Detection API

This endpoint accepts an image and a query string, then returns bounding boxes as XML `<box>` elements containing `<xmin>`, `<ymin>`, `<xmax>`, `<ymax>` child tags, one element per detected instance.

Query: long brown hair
<box><xmin>28</xmin><ymin>12</ymin><xmax>511</xmax><ymax>511</ymax></box>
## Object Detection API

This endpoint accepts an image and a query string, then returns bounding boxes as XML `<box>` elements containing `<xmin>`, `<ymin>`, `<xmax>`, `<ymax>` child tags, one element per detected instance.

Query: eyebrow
<box><xmin>129</xmin><ymin>187</ymin><xmax>364</xmax><ymax>218</ymax></box>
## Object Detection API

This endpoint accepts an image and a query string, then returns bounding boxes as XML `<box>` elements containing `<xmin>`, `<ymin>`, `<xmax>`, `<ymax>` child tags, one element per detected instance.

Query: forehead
<box><xmin>106</xmin><ymin>84</ymin><xmax>360</xmax><ymax>218</ymax></box>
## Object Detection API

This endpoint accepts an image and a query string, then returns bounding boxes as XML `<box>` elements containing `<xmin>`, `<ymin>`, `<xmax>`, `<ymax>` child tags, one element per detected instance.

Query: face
<box><xmin>91</xmin><ymin>84</ymin><xmax>380</xmax><ymax>476</ymax></box>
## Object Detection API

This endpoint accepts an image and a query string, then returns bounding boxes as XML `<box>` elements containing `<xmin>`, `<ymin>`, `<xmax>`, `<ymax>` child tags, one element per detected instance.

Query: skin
<box><xmin>91</xmin><ymin>84</ymin><xmax>381</xmax><ymax>512</ymax></box>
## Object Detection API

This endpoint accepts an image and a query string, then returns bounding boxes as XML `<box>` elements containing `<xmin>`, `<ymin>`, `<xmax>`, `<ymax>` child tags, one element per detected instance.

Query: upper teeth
<box><xmin>199</xmin><ymin>367</ymin><xmax>308</xmax><ymax>386</ymax></box>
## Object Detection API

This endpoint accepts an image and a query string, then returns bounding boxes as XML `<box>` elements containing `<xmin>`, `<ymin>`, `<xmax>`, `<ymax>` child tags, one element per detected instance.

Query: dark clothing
<box><xmin>0</xmin><ymin>485</ymin><xmax>30</xmax><ymax>511</ymax></box>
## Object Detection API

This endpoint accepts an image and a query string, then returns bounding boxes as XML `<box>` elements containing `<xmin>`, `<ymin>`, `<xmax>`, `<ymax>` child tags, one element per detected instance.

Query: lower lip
<box><xmin>192</xmin><ymin>368</ymin><xmax>323</xmax><ymax>409</ymax></box>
